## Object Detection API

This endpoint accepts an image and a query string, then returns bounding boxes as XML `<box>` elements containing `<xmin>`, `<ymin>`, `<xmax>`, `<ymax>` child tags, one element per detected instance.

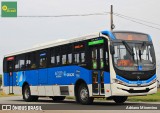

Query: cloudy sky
<box><xmin>0</xmin><ymin>0</ymin><xmax>160</xmax><ymax>80</ymax></box>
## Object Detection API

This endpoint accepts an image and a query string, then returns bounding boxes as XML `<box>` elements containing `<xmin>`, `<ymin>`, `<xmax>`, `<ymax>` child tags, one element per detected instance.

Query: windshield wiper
<box><xmin>122</xmin><ymin>41</ymin><xmax>135</xmax><ymax>56</ymax></box>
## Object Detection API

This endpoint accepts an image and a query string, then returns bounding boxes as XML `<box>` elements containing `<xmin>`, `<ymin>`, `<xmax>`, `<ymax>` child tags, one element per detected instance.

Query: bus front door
<box><xmin>7</xmin><ymin>61</ymin><xmax>14</xmax><ymax>94</ymax></box>
<box><xmin>91</xmin><ymin>47</ymin><xmax>105</xmax><ymax>95</ymax></box>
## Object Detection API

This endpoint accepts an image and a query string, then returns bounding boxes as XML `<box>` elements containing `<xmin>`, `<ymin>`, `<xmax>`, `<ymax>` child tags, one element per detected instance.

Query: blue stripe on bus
<box><xmin>101</xmin><ymin>30</ymin><xmax>116</xmax><ymax>40</ymax></box>
<box><xmin>116</xmin><ymin>74</ymin><xmax>156</xmax><ymax>84</ymax></box>
<box><xmin>3</xmin><ymin>66</ymin><xmax>112</xmax><ymax>87</ymax></box>
<box><xmin>3</xmin><ymin>66</ymin><xmax>111</xmax><ymax>87</ymax></box>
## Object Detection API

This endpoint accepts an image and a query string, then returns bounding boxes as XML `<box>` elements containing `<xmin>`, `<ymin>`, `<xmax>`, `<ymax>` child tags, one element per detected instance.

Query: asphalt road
<box><xmin>0</xmin><ymin>96</ymin><xmax>160</xmax><ymax>111</ymax></box>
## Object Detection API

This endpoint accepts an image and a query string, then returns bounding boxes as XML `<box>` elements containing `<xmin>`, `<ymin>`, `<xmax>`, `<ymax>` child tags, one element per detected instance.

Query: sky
<box><xmin>0</xmin><ymin>0</ymin><xmax>160</xmax><ymax>80</ymax></box>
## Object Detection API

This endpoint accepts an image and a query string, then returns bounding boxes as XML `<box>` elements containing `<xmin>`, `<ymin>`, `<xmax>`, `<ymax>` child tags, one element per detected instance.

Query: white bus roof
<box><xmin>4</xmin><ymin>32</ymin><xmax>104</xmax><ymax>57</ymax></box>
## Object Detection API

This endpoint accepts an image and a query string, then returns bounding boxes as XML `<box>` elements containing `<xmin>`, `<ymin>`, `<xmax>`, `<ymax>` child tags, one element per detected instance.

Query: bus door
<box><xmin>90</xmin><ymin>46</ymin><xmax>105</xmax><ymax>95</ymax></box>
<box><xmin>7</xmin><ymin>60</ymin><xmax>14</xmax><ymax>94</ymax></box>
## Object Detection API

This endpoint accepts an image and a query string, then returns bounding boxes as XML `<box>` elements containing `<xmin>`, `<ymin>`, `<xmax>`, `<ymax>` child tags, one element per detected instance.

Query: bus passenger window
<box><xmin>81</xmin><ymin>52</ymin><xmax>85</xmax><ymax>63</ymax></box>
<box><xmin>19</xmin><ymin>60</ymin><xmax>25</xmax><ymax>69</ymax></box>
<box><xmin>92</xmin><ymin>49</ymin><xmax>97</xmax><ymax>69</ymax></box>
<box><xmin>56</xmin><ymin>55</ymin><xmax>60</xmax><ymax>65</ymax></box>
<box><xmin>74</xmin><ymin>53</ymin><xmax>80</xmax><ymax>63</ymax></box>
<box><xmin>26</xmin><ymin>59</ymin><xmax>31</xmax><ymax>68</ymax></box>
<box><xmin>51</xmin><ymin>56</ymin><xmax>55</xmax><ymax>65</ymax></box>
<box><xmin>26</xmin><ymin>53</ymin><xmax>37</xmax><ymax>69</ymax></box>
<box><xmin>15</xmin><ymin>60</ymin><xmax>19</xmax><ymax>70</ymax></box>
<box><xmin>15</xmin><ymin>55</ymin><xmax>25</xmax><ymax>70</ymax></box>
<box><xmin>50</xmin><ymin>49</ymin><xmax>55</xmax><ymax>65</ymax></box>
<box><xmin>68</xmin><ymin>54</ymin><xmax>72</xmax><ymax>64</ymax></box>
<box><xmin>100</xmin><ymin>48</ymin><xmax>104</xmax><ymax>69</ymax></box>
<box><xmin>39</xmin><ymin>53</ymin><xmax>47</xmax><ymax>68</ymax></box>
<box><xmin>62</xmin><ymin>54</ymin><xmax>67</xmax><ymax>64</ymax></box>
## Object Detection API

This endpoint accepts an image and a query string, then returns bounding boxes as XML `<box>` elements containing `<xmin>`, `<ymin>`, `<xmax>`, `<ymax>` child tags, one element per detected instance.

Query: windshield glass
<box><xmin>113</xmin><ymin>42</ymin><xmax>156</xmax><ymax>71</ymax></box>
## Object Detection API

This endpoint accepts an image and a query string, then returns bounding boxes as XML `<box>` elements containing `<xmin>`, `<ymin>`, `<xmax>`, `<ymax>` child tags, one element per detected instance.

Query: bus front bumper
<box><xmin>111</xmin><ymin>82</ymin><xmax>157</xmax><ymax>96</ymax></box>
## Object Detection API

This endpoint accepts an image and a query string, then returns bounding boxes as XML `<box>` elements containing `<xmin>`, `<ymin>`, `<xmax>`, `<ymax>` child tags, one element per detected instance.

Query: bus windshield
<box><xmin>113</xmin><ymin>41</ymin><xmax>156</xmax><ymax>71</ymax></box>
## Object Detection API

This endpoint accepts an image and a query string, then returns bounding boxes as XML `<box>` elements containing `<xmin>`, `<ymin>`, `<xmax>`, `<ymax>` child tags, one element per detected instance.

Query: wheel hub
<box><xmin>24</xmin><ymin>88</ymin><xmax>29</xmax><ymax>99</ymax></box>
<box><xmin>80</xmin><ymin>88</ymin><xmax>88</xmax><ymax>101</ymax></box>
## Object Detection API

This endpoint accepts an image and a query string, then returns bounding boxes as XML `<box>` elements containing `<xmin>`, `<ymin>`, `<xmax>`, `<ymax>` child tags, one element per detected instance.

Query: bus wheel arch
<box><xmin>74</xmin><ymin>79</ymin><xmax>93</xmax><ymax>104</ymax></box>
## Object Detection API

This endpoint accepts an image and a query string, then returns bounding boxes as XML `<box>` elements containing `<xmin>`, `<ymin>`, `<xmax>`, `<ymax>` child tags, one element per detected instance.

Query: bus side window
<box><xmin>15</xmin><ymin>57</ymin><xmax>19</xmax><ymax>70</ymax></box>
<box><xmin>26</xmin><ymin>53</ymin><xmax>37</xmax><ymax>69</ymax></box>
<box><xmin>39</xmin><ymin>52</ymin><xmax>47</xmax><ymax>68</ymax></box>
<box><xmin>68</xmin><ymin>53</ymin><xmax>72</xmax><ymax>64</ymax></box>
<box><xmin>56</xmin><ymin>55</ymin><xmax>60</xmax><ymax>65</ymax></box>
<box><xmin>62</xmin><ymin>54</ymin><xmax>67</xmax><ymax>64</ymax></box>
<box><xmin>74</xmin><ymin>53</ymin><xmax>80</xmax><ymax>63</ymax></box>
<box><xmin>81</xmin><ymin>52</ymin><xmax>85</xmax><ymax>63</ymax></box>
<box><xmin>14</xmin><ymin>55</ymin><xmax>25</xmax><ymax>71</ymax></box>
<box><xmin>50</xmin><ymin>49</ymin><xmax>55</xmax><ymax>65</ymax></box>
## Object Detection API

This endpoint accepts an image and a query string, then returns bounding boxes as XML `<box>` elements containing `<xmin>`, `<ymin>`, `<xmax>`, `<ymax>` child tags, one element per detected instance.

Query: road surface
<box><xmin>0</xmin><ymin>96</ymin><xmax>160</xmax><ymax>111</ymax></box>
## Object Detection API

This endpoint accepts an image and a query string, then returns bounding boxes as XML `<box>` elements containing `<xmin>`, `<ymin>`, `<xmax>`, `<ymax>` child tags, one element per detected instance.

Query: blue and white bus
<box><xmin>3</xmin><ymin>30</ymin><xmax>157</xmax><ymax>104</ymax></box>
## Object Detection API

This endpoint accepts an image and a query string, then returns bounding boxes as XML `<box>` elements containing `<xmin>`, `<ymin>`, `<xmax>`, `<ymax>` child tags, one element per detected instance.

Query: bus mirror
<box><xmin>110</xmin><ymin>45</ymin><xmax>115</xmax><ymax>54</ymax></box>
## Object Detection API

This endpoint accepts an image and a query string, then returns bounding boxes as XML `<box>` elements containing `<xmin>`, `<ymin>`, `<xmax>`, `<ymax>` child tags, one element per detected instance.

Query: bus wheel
<box><xmin>23</xmin><ymin>85</ymin><xmax>33</xmax><ymax>102</ymax></box>
<box><xmin>32</xmin><ymin>96</ymin><xmax>39</xmax><ymax>101</ymax></box>
<box><xmin>113</xmin><ymin>96</ymin><xmax>128</xmax><ymax>104</ymax></box>
<box><xmin>78</xmin><ymin>84</ymin><xmax>93</xmax><ymax>105</ymax></box>
<box><xmin>52</xmin><ymin>96</ymin><xmax>66</xmax><ymax>101</ymax></box>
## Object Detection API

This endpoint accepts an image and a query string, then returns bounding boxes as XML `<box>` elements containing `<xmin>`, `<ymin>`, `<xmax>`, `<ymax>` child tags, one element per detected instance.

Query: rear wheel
<box><xmin>52</xmin><ymin>96</ymin><xmax>66</xmax><ymax>101</ymax></box>
<box><xmin>77</xmin><ymin>84</ymin><xmax>93</xmax><ymax>105</ymax></box>
<box><xmin>23</xmin><ymin>85</ymin><xmax>34</xmax><ymax>102</ymax></box>
<box><xmin>113</xmin><ymin>96</ymin><xmax>128</xmax><ymax>104</ymax></box>
<box><xmin>32</xmin><ymin>96</ymin><xmax>39</xmax><ymax>101</ymax></box>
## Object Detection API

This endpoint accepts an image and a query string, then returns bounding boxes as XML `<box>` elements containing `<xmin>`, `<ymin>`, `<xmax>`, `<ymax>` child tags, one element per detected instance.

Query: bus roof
<box><xmin>4</xmin><ymin>30</ymin><xmax>151</xmax><ymax>58</ymax></box>
<box><xmin>4</xmin><ymin>32</ymin><xmax>102</xmax><ymax>57</ymax></box>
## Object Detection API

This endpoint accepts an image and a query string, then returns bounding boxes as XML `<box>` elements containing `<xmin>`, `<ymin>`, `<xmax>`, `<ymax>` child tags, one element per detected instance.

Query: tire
<box><xmin>52</xmin><ymin>96</ymin><xmax>66</xmax><ymax>101</ymax></box>
<box><xmin>32</xmin><ymin>96</ymin><xmax>39</xmax><ymax>101</ymax></box>
<box><xmin>22</xmin><ymin>84</ymin><xmax>34</xmax><ymax>102</ymax></box>
<box><xmin>77</xmin><ymin>83</ymin><xmax>93</xmax><ymax>105</ymax></box>
<box><xmin>113</xmin><ymin>96</ymin><xmax>128</xmax><ymax>104</ymax></box>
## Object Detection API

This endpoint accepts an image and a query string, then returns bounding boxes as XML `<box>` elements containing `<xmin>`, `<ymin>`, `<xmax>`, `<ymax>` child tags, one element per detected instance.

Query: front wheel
<box><xmin>77</xmin><ymin>84</ymin><xmax>93</xmax><ymax>105</ymax></box>
<box><xmin>113</xmin><ymin>96</ymin><xmax>128</xmax><ymax>104</ymax></box>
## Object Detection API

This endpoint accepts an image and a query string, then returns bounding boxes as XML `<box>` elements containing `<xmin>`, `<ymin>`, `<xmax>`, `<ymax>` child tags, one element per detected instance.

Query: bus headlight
<box><xmin>149</xmin><ymin>78</ymin><xmax>157</xmax><ymax>85</ymax></box>
<box><xmin>113</xmin><ymin>79</ymin><xmax>126</xmax><ymax>85</ymax></box>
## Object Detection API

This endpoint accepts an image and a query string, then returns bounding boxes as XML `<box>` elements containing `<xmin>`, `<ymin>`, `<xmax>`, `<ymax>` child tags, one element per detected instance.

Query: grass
<box><xmin>128</xmin><ymin>88</ymin><xmax>160</xmax><ymax>102</ymax></box>
<box><xmin>0</xmin><ymin>91</ymin><xmax>11</xmax><ymax>97</ymax></box>
<box><xmin>0</xmin><ymin>91</ymin><xmax>20</xmax><ymax>97</ymax></box>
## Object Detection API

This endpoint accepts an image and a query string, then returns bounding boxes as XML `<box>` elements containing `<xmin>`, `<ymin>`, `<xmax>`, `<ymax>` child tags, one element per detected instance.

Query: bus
<box><xmin>2</xmin><ymin>30</ymin><xmax>157</xmax><ymax>104</ymax></box>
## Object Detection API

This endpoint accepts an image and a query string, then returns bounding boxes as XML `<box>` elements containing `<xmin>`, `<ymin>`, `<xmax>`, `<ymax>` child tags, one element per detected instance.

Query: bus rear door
<box><xmin>7</xmin><ymin>57</ymin><xmax>14</xmax><ymax>94</ymax></box>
